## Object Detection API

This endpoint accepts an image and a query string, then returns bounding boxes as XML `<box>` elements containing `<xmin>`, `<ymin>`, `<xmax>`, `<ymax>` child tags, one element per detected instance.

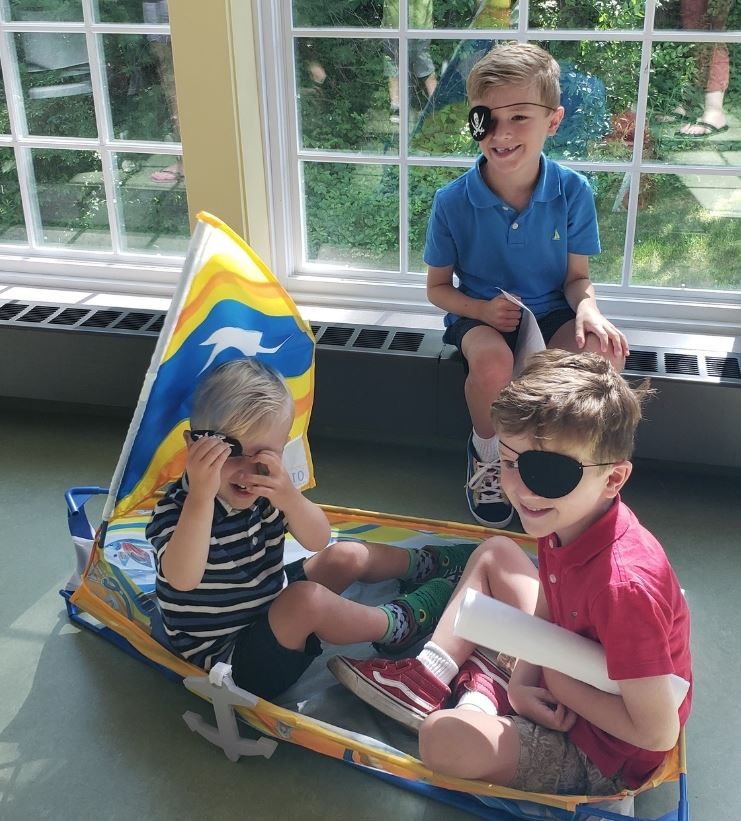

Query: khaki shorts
<box><xmin>508</xmin><ymin>716</ymin><xmax>627</xmax><ymax>796</ymax></box>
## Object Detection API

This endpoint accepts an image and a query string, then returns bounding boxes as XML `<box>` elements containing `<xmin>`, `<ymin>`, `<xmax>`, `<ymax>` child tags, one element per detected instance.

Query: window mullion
<box><xmin>82</xmin><ymin>0</ymin><xmax>122</xmax><ymax>256</ymax></box>
<box><xmin>398</xmin><ymin>0</ymin><xmax>409</xmax><ymax>279</ymax></box>
<box><xmin>617</xmin><ymin>0</ymin><xmax>659</xmax><ymax>291</ymax></box>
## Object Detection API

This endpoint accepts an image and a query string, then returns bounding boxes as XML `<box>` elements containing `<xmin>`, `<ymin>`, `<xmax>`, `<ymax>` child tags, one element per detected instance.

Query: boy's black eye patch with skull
<box><xmin>467</xmin><ymin>102</ymin><xmax>556</xmax><ymax>141</ymax></box>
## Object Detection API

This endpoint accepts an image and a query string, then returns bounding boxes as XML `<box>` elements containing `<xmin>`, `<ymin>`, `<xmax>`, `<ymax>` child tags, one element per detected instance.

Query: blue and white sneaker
<box><xmin>465</xmin><ymin>435</ymin><xmax>514</xmax><ymax>528</ymax></box>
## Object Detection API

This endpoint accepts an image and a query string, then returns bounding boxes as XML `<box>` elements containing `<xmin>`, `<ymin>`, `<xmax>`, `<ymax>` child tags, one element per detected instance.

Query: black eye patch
<box><xmin>189</xmin><ymin>429</ymin><xmax>243</xmax><ymax>457</ymax></box>
<box><xmin>500</xmin><ymin>442</ymin><xmax>614</xmax><ymax>499</ymax></box>
<box><xmin>467</xmin><ymin>102</ymin><xmax>556</xmax><ymax>141</ymax></box>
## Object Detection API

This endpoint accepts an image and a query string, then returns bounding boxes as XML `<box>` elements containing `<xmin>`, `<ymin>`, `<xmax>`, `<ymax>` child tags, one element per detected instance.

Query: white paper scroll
<box><xmin>454</xmin><ymin>588</ymin><xmax>690</xmax><ymax>708</ymax></box>
<box><xmin>499</xmin><ymin>289</ymin><xmax>545</xmax><ymax>378</ymax></box>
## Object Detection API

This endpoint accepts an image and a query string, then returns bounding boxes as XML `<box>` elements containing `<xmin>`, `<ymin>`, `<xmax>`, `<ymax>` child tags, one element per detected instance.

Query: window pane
<box><xmin>97</xmin><ymin>0</ymin><xmax>163</xmax><ymax>24</ymax></box>
<box><xmin>633</xmin><ymin>172</ymin><xmax>741</xmax><ymax>289</ymax></box>
<box><xmin>104</xmin><ymin>33</ymin><xmax>180</xmax><ymax>143</ymax></box>
<box><xmin>654</xmin><ymin>0</ymin><xmax>737</xmax><ymax>31</ymax></box>
<box><xmin>33</xmin><ymin>147</ymin><xmax>110</xmax><ymax>248</ymax></box>
<box><xmin>8</xmin><ymin>0</ymin><xmax>83</xmax><ymax>22</ymax></box>
<box><xmin>0</xmin><ymin>148</ymin><xmax>27</xmax><ymax>244</ymax></box>
<box><xmin>296</xmin><ymin>37</ymin><xmax>389</xmax><ymax>152</ymax></box>
<box><xmin>528</xmin><ymin>0</ymin><xmax>644</xmax><ymax>29</ymax></box>
<box><xmin>648</xmin><ymin>42</ymin><xmax>738</xmax><ymax>166</ymax></box>
<box><xmin>592</xmin><ymin>172</ymin><xmax>631</xmax><ymax>285</ymax></box>
<box><xmin>303</xmin><ymin>161</ymin><xmax>399</xmax><ymax>269</ymax></box>
<box><xmin>292</xmin><ymin>2</ymin><xmax>383</xmax><ymax>28</ymax></box>
<box><xmin>16</xmin><ymin>32</ymin><xmax>96</xmax><ymax>138</ymax></box>
<box><xmin>547</xmin><ymin>41</ymin><xmax>641</xmax><ymax>163</ymax></box>
<box><xmin>409</xmin><ymin>164</ymin><xmax>464</xmax><ymax>272</ymax></box>
<box><xmin>115</xmin><ymin>151</ymin><xmax>189</xmax><ymax>253</ymax></box>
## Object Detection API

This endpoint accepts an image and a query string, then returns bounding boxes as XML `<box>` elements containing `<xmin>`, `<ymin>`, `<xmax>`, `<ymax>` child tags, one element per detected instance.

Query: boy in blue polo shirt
<box><xmin>426</xmin><ymin>42</ymin><xmax>629</xmax><ymax>527</ymax></box>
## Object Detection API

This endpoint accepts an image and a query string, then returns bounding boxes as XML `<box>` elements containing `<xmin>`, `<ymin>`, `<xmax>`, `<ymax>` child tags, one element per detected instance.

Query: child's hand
<box><xmin>185</xmin><ymin>434</ymin><xmax>231</xmax><ymax>501</ymax></box>
<box><xmin>575</xmin><ymin>303</ymin><xmax>630</xmax><ymax>358</ymax></box>
<box><xmin>246</xmin><ymin>449</ymin><xmax>299</xmax><ymax>510</ymax></box>
<box><xmin>508</xmin><ymin>683</ymin><xmax>577</xmax><ymax>732</ymax></box>
<box><xmin>480</xmin><ymin>293</ymin><xmax>522</xmax><ymax>333</ymax></box>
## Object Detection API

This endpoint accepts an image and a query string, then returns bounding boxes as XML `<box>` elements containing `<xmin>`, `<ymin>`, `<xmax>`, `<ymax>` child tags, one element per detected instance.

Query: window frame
<box><xmin>0</xmin><ymin>4</ymin><xmax>185</xmax><ymax>295</ymax></box>
<box><xmin>256</xmin><ymin>0</ymin><xmax>741</xmax><ymax>334</ymax></box>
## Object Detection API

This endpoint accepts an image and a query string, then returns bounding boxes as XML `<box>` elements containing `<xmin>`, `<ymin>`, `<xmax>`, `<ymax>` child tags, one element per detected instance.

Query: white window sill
<box><xmin>0</xmin><ymin>282</ymin><xmax>446</xmax><ymax>332</ymax></box>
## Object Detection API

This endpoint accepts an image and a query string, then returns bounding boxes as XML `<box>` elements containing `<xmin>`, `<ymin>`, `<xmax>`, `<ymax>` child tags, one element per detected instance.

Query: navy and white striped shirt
<box><xmin>146</xmin><ymin>475</ymin><xmax>287</xmax><ymax>670</ymax></box>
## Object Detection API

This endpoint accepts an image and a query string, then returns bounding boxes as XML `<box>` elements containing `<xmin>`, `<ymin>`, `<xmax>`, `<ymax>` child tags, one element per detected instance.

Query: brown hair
<box><xmin>491</xmin><ymin>350</ymin><xmax>651</xmax><ymax>462</ymax></box>
<box><xmin>466</xmin><ymin>42</ymin><xmax>561</xmax><ymax>110</ymax></box>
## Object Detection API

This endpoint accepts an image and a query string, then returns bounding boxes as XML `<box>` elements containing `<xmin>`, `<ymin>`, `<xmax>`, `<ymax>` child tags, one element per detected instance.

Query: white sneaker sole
<box><xmin>469</xmin><ymin>504</ymin><xmax>514</xmax><ymax>529</ymax></box>
<box><xmin>327</xmin><ymin>656</ymin><xmax>423</xmax><ymax>733</ymax></box>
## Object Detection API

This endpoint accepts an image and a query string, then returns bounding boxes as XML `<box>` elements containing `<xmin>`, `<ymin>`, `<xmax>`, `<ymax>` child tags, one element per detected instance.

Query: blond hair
<box><xmin>466</xmin><ymin>42</ymin><xmax>561</xmax><ymax>110</ymax></box>
<box><xmin>190</xmin><ymin>358</ymin><xmax>293</xmax><ymax>439</ymax></box>
<box><xmin>491</xmin><ymin>350</ymin><xmax>651</xmax><ymax>463</ymax></box>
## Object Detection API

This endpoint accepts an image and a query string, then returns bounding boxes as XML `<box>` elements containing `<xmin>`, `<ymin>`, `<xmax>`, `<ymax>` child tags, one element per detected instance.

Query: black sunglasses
<box><xmin>499</xmin><ymin>441</ymin><xmax>614</xmax><ymax>499</ymax></box>
<box><xmin>467</xmin><ymin>102</ymin><xmax>556</xmax><ymax>142</ymax></box>
<box><xmin>189</xmin><ymin>429</ymin><xmax>243</xmax><ymax>457</ymax></box>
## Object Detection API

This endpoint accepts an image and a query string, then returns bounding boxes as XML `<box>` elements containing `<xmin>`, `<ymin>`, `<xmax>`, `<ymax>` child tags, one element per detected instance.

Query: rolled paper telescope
<box><xmin>454</xmin><ymin>588</ymin><xmax>690</xmax><ymax>709</ymax></box>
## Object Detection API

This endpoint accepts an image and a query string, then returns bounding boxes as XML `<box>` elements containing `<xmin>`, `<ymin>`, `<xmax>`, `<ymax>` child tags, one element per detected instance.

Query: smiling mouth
<box><xmin>493</xmin><ymin>145</ymin><xmax>519</xmax><ymax>155</ymax></box>
<box><xmin>520</xmin><ymin>502</ymin><xmax>551</xmax><ymax>515</ymax></box>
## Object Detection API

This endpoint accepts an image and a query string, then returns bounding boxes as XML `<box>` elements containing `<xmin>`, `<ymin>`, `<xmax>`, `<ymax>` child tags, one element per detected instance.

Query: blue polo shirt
<box><xmin>424</xmin><ymin>153</ymin><xmax>600</xmax><ymax>323</ymax></box>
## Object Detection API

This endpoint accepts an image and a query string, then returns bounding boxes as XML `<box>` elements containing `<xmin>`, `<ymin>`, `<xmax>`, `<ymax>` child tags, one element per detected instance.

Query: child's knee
<box><xmin>468</xmin><ymin>536</ymin><xmax>520</xmax><ymax>573</ymax></box>
<box><xmin>418</xmin><ymin>711</ymin><xmax>449</xmax><ymax>768</ymax></box>
<box><xmin>419</xmin><ymin>710</ymin><xmax>487</xmax><ymax>774</ymax></box>
<box><xmin>274</xmin><ymin>579</ymin><xmax>325</xmax><ymax>616</ymax></box>
<box><xmin>467</xmin><ymin>353</ymin><xmax>513</xmax><ymax>390</ymax></box>
<box><xmin>320</xmin><ymin>540</ymin><xmax>367</xmax><ymax>574</ymax></box>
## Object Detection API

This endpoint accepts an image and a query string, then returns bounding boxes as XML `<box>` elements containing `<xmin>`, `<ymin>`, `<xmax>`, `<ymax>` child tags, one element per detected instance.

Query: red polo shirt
<box><xmin>538</xmin><ymin>497</ymin><xmax>692</xmax><ymax>789</ymax></box>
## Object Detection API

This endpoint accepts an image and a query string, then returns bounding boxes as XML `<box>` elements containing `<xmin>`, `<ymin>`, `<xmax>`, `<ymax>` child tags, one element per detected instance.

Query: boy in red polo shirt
<box><xmin>329</xmin><ymin>350</ymin><xmax>691</xmax><ymax>795</ymax></box>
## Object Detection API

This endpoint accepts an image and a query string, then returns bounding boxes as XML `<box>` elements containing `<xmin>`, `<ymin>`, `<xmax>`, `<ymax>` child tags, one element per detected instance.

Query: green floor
<box><xmin>1</xmin><ymin>406</ymin><xmax>737</xmax><ymax>820</ymax></box>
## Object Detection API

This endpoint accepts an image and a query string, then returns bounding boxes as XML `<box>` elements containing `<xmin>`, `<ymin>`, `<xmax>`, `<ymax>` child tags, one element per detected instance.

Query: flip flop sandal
<box><xmin>677</xmin><ymin>120</ymin><xmax>729</xmax><ymax>139</ymax></box>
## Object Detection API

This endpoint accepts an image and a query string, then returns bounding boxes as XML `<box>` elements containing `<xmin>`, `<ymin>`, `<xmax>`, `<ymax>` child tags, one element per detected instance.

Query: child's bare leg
<box><xmin>420</xmin><ymin>710</ymin><xmax>521</xmax><ymax>783</ymax></box>
<box><xmin>268</xmin><ymin>580</ymin><xmax>389</xmax><ymax>649</ymax></box>
<box><xmin>427</xmin><ymin>536</ymin><xmax>539</xmax><ymax>665</ymax></box>
<box><xmin>461</xmin><ymin>327</ymin><xmax>514</xmax><ymax>439</ymax></box>
<box><xmin>303</xmin><ymin>540</ymin><xmax>410</xmax><ymax>593</ymax></box>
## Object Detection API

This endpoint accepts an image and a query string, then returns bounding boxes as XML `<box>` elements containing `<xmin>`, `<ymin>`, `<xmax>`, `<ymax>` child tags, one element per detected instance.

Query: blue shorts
<box><xmin>229</xmin><ymin>559</ymin><xmax>322</xmax><ymax>700</ymax></box>
<box><xmin>442</xmin><ymin>307</ymin><xmax>576</xmax><ymax>372</ymax></box>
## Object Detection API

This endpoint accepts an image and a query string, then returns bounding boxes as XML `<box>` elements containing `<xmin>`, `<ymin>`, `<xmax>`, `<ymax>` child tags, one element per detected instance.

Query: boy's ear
<box><xmin>548</xmin><ymin>105</ymin><xmax>565</xmax><ymax>134</ymax></box>
<box><xmin>605</xmin><ymin>460</ymin><xmax>632</xmax><ymax>497</ymax></box>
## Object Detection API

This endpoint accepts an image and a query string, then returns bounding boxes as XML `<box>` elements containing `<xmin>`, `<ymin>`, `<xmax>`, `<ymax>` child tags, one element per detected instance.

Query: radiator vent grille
<box><xmin>625</xmin><ymin>349</ymin><xmax>659</xmax><ymax>373</ymax></box>
<box><xmin>312</xmin><ymin>323</ymin><xmax>427</xmax><ymax>355</ymax></box>
<box><xmin>50</xmin><ymin>308</ymin><xmax>89</xmax><ymax>326</ymax></box>
<box><xmin>665</xmin><ymin>353</ymin><xmax>700</xmax><ymax>376</ymax></box>
<box><xmin>389</xmin><ymin>331</ymin><xmax>425</xmax><ymax>352</ymax></box>
<box><xmin>706</xmin><ymin>356</ymin><xmax>741</xmax><ymax>380</ymax></box>
<box><xmin>1</xmin><ymin>299</ymin><xmax>739</xmax><ymax>383</ymax></box>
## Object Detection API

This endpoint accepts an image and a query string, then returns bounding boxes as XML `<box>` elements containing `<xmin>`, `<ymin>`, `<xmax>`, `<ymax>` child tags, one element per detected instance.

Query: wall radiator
<box><xmin>1</xmin><ymin>300</ymin><xmax>739</xmax><ymax>470</ymax></box>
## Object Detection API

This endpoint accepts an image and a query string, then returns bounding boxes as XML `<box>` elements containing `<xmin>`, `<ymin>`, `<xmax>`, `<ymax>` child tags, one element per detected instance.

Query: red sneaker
<box><xmin>327</xmin><ymin>655</ymin><xmax>450</xmax><ymax>732</ymax></box>
<box><xmin>451</xmin><ymin>648</ymin><xmax>513</xmax><ymax>715</ymax></box>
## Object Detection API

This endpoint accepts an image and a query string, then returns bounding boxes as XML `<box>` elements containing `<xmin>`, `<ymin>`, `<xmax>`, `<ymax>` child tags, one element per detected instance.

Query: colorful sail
<box><xmin>105</xmin><ymin>213</ymin><xmax>315</xmax><ymax>521</ymax></box>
